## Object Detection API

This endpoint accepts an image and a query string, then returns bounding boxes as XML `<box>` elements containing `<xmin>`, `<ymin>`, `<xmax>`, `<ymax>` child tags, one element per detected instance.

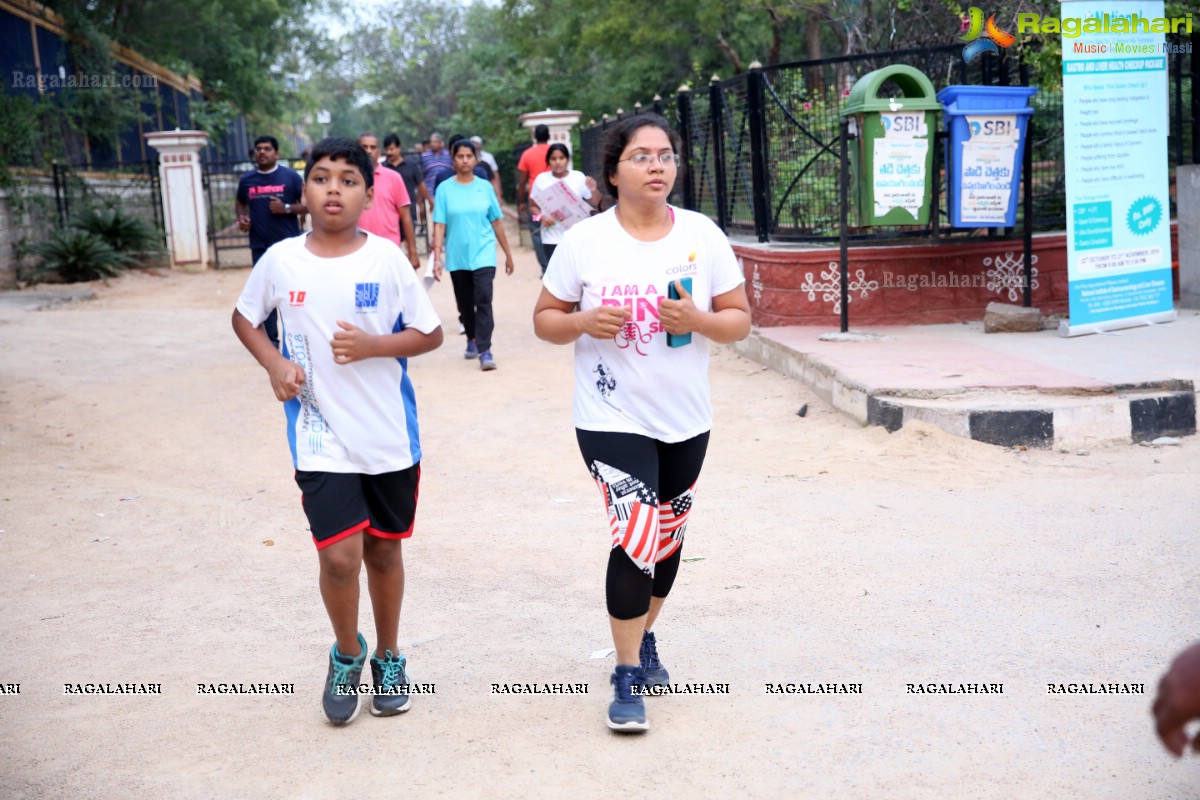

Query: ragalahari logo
<box><xmin>960</xmin><ymin>7</ymin><xmax>1016</xmax><ymax>63</ymax></box>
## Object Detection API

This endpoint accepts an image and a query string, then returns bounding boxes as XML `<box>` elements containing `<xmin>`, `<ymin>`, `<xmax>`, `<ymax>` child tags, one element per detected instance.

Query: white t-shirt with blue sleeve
<box><xmin>236</xmin><ymin>232</ymin><xmax>441</xmax><ymax>474</ymax></box>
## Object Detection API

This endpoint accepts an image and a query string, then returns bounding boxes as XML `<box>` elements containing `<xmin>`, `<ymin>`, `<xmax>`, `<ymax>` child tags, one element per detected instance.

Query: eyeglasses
<box><xmin>619</xmin><ymin>152</ymin><xmax>680</xmax><ymax>168</ymax></box>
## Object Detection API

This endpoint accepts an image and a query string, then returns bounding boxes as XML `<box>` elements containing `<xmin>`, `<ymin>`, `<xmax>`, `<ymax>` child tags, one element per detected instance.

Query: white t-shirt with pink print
<box><xmin>543</xmin><ymin>205</ymin><xmax>745</xmax><ymax>443</ymax></box>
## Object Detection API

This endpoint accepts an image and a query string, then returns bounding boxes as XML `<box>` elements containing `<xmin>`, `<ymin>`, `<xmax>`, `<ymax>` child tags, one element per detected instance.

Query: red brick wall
<box><xmin>735</xmin><ymin>225</ymin><xmax>1179</xmax><ymax>327</ymax></box>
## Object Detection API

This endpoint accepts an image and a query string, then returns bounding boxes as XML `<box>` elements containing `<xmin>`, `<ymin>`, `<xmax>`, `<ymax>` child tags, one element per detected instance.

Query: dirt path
<box><xmin>1</xmin><ymin>233</ymin><xmax>1198</xmax><ymax>798</ymax></box>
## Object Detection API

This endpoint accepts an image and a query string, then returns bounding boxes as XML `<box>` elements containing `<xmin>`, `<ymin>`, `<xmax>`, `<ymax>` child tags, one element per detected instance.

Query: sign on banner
<box><xmin>872</xmin><ymin>111</ymin><xmax>929</xmax><ymax>219</ymax></box>
<box><xmin>1060</xmin><ymin>0</ymin><xmax>1176</xmax><ymax>336</ymax></box>
<box><xmin>958</xmin><ymin>115</ymin><xmax>1020</xmax><ymax>224</ymax></box>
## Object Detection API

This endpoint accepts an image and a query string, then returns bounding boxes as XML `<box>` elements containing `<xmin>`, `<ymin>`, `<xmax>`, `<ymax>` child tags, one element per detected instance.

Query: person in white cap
<box><xmin>470</xmin><ymin>135</ymin><xmax>502</xmax><ymax>199</ymax></box>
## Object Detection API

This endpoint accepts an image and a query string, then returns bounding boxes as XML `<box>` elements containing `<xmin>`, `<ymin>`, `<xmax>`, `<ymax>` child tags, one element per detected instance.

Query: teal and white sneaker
<box><xmin>322</xmin><ymin>632</ymin><xmax>367</xmax><ymax>726</ymax></box>
<box><xmin>606</xmin><ymin>665</ymin><xmax>649</xmax><ymax>733</ymax></box>
<box><xmin>639</xmin><ymin>630</ymin><xmax>669</xmax><ymax>691</ymax></box>
<box><xmin>369</xmin><ymin>649</ymin><xmax>413</xmax><ymax>716</ymax></box>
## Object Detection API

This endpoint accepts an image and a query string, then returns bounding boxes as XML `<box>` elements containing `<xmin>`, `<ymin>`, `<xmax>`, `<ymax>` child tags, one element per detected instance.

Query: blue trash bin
<box><xmin>938</xmin><ymin>85</ymin><xmax>1037</xmax><ymax>228</ymax></box>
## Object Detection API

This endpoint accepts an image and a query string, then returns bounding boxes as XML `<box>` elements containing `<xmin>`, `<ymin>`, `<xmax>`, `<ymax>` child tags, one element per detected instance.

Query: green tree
<box><xmin>48</xmin><ymin>0</ymin><xmax>338</xmax><ymax>119</ymax></box>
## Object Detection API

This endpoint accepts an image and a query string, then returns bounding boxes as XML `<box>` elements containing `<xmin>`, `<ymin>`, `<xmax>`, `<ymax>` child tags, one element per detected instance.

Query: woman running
<box><xmin>532</xmin><ymin>114</ymin><xmax>751</xmax><ymax>732</ymax></box>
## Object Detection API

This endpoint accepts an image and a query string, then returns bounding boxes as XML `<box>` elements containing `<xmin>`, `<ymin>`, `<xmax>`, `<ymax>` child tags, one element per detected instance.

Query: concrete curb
<box><xmin>0</xmin><ymin>288</ymin><xmax>98</xmax><ymax>311</ymax></box>
<box><xmin>731</xmin><ymin>331</ymin><xmax>1197</xmax><ymax>449</ymax></box>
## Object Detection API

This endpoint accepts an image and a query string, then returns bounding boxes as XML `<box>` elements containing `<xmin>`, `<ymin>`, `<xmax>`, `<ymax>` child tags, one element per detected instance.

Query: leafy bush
<box><xmin>72</xmin><ymin>207</ymin><xmax>163</xmax><ymax>256</ymax></box>
<box><xmin>25</xmin><ymin>228</ymin><xmax>131</xmax><ymax>283</ymax></box>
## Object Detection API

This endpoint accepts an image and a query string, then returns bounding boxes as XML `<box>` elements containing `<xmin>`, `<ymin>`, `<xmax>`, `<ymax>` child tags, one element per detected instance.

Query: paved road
<box><xmin>0</xmin><ymin>231</ymin><xmax>1198</xmax><ymax>798</ymax></box>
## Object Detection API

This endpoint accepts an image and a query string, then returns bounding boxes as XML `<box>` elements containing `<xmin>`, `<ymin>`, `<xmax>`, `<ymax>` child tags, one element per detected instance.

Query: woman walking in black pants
<box><xmin>432</xmin><ymin>139</ymin><xmax>515</xmax><ymax>371</ymax></box>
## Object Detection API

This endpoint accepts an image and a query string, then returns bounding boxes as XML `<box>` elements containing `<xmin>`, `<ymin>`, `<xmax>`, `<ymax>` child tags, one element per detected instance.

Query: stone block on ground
<box><xmin>984</xmin><ymin>301</ymin><xmax>1042</xmax><ymax>333</ymax></box>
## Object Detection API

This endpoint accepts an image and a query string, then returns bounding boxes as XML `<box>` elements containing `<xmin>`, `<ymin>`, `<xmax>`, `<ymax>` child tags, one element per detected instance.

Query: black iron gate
<box><xmin>202</xmin><ymin>160</ymin><xmax>254</xmax><ymax>268</ymax></box>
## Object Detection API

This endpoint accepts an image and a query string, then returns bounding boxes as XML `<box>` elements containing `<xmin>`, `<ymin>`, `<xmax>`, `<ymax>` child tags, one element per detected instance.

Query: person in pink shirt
<box><xmin>358</xmin><ymin>133</ymin><xmax>420</xmax><ymax>270</ymax></box>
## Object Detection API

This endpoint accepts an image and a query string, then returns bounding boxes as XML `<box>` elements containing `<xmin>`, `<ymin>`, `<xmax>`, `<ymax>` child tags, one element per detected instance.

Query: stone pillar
<box><xmin>144</xmin><ymin>129</ymin><xmax>210</xmax><ymax>271</ymax></box>
<box><xmin>1178</xmin><ymin>165</ymin><xmax>1200</xmax><ymax>309</ymax></box>
<box><xmin>518</xmin><ymin>109</ymin><xmax>582</xmax><ymax>159</ymax></box>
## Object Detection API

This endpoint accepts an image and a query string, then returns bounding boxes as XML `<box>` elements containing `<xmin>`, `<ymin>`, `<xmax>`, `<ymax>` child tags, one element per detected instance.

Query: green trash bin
<box><xmin>841</xmin><ymin>65</ymin><xmax>941</xmax><ymax>227</ymax></box>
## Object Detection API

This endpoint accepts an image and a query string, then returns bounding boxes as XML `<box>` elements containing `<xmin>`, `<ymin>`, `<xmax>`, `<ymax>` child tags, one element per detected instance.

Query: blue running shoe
<box><xmin>640</xmin><ymin>630</ymin><xmax>669</xmax><ymax>691</ymax></box>
<box><xmin>369</xmin><ymin>649</ymin><xmax>413</xmax><ymax>716</ymax></box>
<box><xmin>322</xmin><ymin>632</ymin><xmax>367</xmax><ymax>726</ymax></box>
<box><xmin>464</xmin><ymin>338</ymin><xmax>479</xmax><ymax>359</ymax></box>
<box><xmin>607</xmin><ymin>665</ymin><xmax>649</xmax><ymax>732</ymax></box>
<box><xmin>479</xmin><ymin>351</ymin><xmax>496</xmax><ymax>371</ymax></box>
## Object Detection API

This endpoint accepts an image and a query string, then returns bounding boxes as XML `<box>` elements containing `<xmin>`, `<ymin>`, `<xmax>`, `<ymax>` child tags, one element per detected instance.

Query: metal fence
<box><xmin>49</xmin><ymin>160</ymin><xmax>163</xmax><ymax>234</ymax></box>
<box><xmin>580</xmin><ymin>37</ymin><xmax>1198</xmax><ymax>243</ymax></box>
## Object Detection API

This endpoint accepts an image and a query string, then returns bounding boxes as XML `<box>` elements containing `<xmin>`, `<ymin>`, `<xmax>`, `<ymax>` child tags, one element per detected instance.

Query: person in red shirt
<box><xmin>357</xmin><ymin>133</ymin><xmax>420</xmax><ymax>270</ymax></box>
<box><xmin>516</xmin><ymin>124</ymin><xmax>552</xmax><ymax>273</ymax></box>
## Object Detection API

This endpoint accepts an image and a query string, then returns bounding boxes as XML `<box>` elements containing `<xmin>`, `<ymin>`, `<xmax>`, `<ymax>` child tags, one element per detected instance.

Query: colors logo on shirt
<box><xmin>666</xmin><ymin>253</ymin><xmax>699</xmax><ymax>277</ymax></box>
<box><xmin>355</xmin><ymin>283</ymin><xmax>380</xmax><ymax>312</ymax></box>
<box><xmin>289</xmin><ymin>290</ymin><xmax>307</xmax><ymax>306</ymax></box>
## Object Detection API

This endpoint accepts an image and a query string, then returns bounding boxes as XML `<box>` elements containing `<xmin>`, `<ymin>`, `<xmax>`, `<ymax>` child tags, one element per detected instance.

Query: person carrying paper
<box><xmin>531</xmin><ymin>144</ymin><xmax>600</xmax><ymax>273</ymax></box>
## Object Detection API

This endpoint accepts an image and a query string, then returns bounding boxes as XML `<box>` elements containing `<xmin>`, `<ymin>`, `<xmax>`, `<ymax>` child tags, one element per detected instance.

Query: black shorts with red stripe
<box><xmin>294</xmin><ymin>465</ymin><xmax>420</xmax><ymax>550</ymax></box>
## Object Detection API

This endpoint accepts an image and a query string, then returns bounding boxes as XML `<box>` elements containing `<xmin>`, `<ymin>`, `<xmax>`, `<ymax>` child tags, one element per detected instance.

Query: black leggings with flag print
<box><xmin>575</xmin><ymin>429</ymin><xmax>709</xmax><ymax>620</ymax></box>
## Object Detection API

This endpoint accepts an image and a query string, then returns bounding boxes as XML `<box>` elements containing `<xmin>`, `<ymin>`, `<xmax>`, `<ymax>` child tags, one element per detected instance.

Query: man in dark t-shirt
<box><xmin>382</xmin><ymin>133</ymin><xmax>430</xmax><ymax>230</ymax></box>
<box><xmin>236</xmin><ymin>135</ymin><xmax>305</xmax><ymax>348</ymax></box>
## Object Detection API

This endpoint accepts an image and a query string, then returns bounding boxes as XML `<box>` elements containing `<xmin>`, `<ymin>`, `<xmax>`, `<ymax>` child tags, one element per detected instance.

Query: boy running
<box><xmin>232</xmin><ymin>138</ymin><xmax>444</xmax><ymax>725</ymax></box>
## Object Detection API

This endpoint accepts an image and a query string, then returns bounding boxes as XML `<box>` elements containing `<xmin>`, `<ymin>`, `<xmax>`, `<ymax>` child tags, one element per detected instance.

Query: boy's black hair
<box><xmin>304</xmin><ymin>137</ymin><xmax>375</xmax><ymax>190</ymax></box>
<box><xmin>545</xmin><ymin>143</ymin><xmax>570</xmax><ymax>165</ymax></box>
<box><xmin>600</xmin><ymin>113</ymin><xmax>681</xmax><ymax>200</ymax></box>
<box><xmin>383</xmin><ymin>133</ymin><xmax>402</xmax><ymax>149</ymax></box>
<box><xmin>533</xmin><ymin>124</ymin><xmax>550</xmax><ymax>143</ymax></box>
<box><xmin>253</xmin><ymin>135</ymin><xmax>279</xmax><ymax>151</ymax></box>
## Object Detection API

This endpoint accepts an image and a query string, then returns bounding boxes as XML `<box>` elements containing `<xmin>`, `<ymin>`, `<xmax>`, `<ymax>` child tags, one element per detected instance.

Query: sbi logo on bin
<box><xmin>960</xmin><ymin>8</ymin><xmax>1015</xmax><ymax>63</ymax></box>
<box><xmin>969</xmin><ymin>119</ymin><xmax>1015</xmax><ymax>138</ymax></box>
<box><xmin>881</xmin><ymin>115</ymin><xmax>924</xmax><ymax>134</ymax></box>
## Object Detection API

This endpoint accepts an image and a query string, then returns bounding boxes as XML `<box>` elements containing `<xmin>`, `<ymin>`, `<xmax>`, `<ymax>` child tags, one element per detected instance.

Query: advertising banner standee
<box><xmin>1060</xmin><ymin>0</ymin><xmax>1177</xmax><ymax>336</ymax></box>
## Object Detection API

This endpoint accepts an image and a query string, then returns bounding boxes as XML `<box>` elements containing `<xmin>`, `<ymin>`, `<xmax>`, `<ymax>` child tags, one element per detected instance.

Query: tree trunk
<box><xmin>804</xmin><ymin>8</ymin><xmax>826</xmax><ymax>95</ymax></box>
<box><xmin>766</xmin><ymin>6</ymin><xmax>783</xmax><ymax>66</ymax></box>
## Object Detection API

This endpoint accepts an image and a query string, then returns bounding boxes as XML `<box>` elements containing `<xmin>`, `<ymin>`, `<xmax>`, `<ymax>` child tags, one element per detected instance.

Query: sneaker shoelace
<box><xmin>613</xmin><ymin>669</ymin><xmax>640</xmax><ymax>703</ymax></box>
<box><xmin>378</xmin><ymin>651</ymin><xmax>407</xmax><ymax>689</ymax></box>
<box><xmin>640</xmin><ymin>634</ymin><xmax>661</xmax><ymax>670</ymax></box>
<box><xmin>331</xmin><ymin>653</ymin><xmax>363</xmax><ymax>688</ymax></box>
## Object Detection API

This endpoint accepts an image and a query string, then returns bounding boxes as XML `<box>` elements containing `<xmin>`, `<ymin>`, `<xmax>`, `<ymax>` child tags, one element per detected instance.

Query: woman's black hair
<box><xmin>304</xmin><ymin>137</ymin><xmax>374</xmax><ymax>190</ymax></box>
<box><xmin>450</xmin><ymin>139</ymin><xmax>477</xmax><ymax>157</ymax></box>
<box><xmin>545</xmin><ymin>143</ymin><xmax>570</xmax><ymax>166</ymax></box>
<box><xmin>600</xmin><ymin>113</ymin><xmax>681</xmax><ymax>200</ymax></box>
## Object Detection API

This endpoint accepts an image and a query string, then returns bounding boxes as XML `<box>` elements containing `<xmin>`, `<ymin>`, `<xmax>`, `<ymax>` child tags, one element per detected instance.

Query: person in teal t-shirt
<box><xmin>432</xmin><ymin>139</ymin><xmax>515</xmax><ymax>371</ymax></box>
